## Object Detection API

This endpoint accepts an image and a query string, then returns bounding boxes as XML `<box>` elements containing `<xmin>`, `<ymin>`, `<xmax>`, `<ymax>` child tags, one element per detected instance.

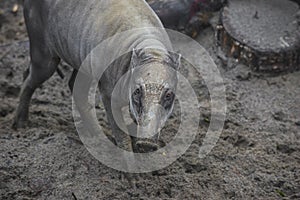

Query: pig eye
<box><xmin>132</xmin><ymin>87</ymin><xmax>142</xmax><ymax>103</ymax></box>
<box><xmin>134</xmin><ymin>88</ymin><xmax>140</xmax><ymax>95</ymax></box>
<box><xmin>164</xmin><ymin>90</ymin><xmax>174</xmax><ymax>102</ymax></box>
<box><xmin>162</xmin><ymin>89</ymin><xmax>175</xmax><ymax>110</ymax></box>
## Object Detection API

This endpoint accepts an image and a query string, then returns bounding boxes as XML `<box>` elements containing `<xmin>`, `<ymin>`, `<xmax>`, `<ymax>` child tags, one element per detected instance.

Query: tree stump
<box><xmin>217</xmin><ymin>0</ymin><xmax>300</xmax><ymax>72</ymax></box>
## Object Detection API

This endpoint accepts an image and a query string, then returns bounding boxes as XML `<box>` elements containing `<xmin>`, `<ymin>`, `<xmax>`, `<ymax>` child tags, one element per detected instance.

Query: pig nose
<box><xmin>137</xmin><ymin>104</ymin><xmax>163</xmax><ymax>139</ymax></box>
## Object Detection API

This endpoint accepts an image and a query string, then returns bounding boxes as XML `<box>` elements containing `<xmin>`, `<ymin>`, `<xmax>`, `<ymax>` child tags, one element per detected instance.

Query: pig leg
<box><xmin>101</xmin><ymin>95</ymin><xmax>137</xmax><ymax>188</ymax></box>
<box><xmin>73</xmin><ymin>72</ymin><xmax>136</xmax><ymax>187</ymax></box>
<box><xmin>101</xmin><ymin>95</ymin><xmax>133</xmax><ymax>151</ymax></box>
<box><xmin>68</xmin><ymin>69</ymin><xmax>78</xmax><ymax>93</ymax></box>
<box><xmin>13</xmin><ymin>49</ymin><xmax>60</xmax><ymax>129</ymax></box>
<box><xmin>23</xmin><ymin>67</ymin><xmax>30</xmax><ymax>81</ymax></box>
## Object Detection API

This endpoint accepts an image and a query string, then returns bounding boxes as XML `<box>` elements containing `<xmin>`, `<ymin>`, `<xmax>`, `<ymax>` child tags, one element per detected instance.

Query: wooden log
<box><xmin>217</xmin><ymin>0</ymin><xmax>300</xmax><ymax>72</ymax></box>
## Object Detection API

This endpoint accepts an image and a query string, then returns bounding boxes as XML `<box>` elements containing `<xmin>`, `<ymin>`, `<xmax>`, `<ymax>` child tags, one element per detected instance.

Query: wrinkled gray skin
<box><xmin>13</xmin><ymin>0</ymin><xmax>180</xmax><ymax>156</ymax></box>
<box><xmin>128</xmin><ymin>49</ymin><xmax>180</xmax><ymax>147</ymax></box>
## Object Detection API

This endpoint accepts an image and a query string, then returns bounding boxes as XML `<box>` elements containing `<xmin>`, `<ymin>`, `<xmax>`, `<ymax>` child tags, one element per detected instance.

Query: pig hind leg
<box><xmin>13</xmin><ymin>47</ymin><xmax>60</xmax><ymax>129</ymax></box>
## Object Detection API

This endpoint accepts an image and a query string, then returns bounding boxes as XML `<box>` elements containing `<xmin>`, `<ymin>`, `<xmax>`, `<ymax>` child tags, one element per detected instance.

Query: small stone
<box><xmin>276</xmin><ymin>144</ymin><xmax>296</xmax><ymax>154</ymax></box>
<box><xmin>272</xmin><ymin>111</ymin><xmax>286</xmax><ymax>121</ymax></box>
<box><xmin>12</xmin><ymin>4</ymin><xmax>19</xmax><ymax>13</ymax></box>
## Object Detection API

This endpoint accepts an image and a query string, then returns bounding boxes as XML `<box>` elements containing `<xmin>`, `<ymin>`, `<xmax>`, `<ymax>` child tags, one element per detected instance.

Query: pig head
<box><xmin>127</xmin><ymin>48</ymin><xmax>181</xmax><ymax>151</ymax></box>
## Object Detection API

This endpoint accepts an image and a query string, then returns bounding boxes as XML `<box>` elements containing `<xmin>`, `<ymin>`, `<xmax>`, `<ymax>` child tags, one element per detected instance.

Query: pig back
<box><xmin>25</xmin><ymin>0</ymin><xmax>170</xmax><ymax>68</ymax></box>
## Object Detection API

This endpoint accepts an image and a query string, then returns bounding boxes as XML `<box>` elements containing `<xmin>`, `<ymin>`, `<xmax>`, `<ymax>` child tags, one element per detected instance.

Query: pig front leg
<box><xmin>69</xmin><ymin>70</ymin><xmax>137</xmax><ymax>187</ymax></box>
<box><xmin>13</xmin><ymin>51</ymin><xmax>60</xmax><ymax>129</ymax></box>
<box><xmin>101</xmin><ymin>95</ymin><xmax>138</xmax><ymax>188</ymax></box>
<box><xmin>101</xmin><ymin>95</ymin><xmax>134</xmax><ymax>151</ymax></box>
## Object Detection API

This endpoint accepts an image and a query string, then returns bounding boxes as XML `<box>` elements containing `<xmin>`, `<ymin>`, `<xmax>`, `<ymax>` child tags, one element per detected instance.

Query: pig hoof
<box><xmin>12</xmin><ymin>119</ymin><xmax>28</xmax><ymax>130</ymax></box>
<box><xmin>136</xmin><ymin>141</ymin><xmax>159</xmax><ymax>153</ymax></box>
<box><xmin>121</xmin><ymin>173</ymin><xmax>137</xmax><ymax>190</ymax></box>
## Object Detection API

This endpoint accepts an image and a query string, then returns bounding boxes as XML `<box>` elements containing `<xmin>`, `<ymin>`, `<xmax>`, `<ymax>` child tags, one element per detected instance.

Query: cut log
<box><xmin>217</xmin><ymin>0</ymin><xmax>300</xmax><ymax>72</ymax></box>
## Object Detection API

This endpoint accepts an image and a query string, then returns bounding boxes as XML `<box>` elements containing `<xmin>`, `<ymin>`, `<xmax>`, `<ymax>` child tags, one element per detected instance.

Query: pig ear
<box><xmin>131</xmin><ymin>48</ymin><xmax>139</xmax><ymax>70</ymax></box>
<box><xmin>169</xmin><ymin>51</ymin><xmax>181</xmax><ymax>71</ymax></box>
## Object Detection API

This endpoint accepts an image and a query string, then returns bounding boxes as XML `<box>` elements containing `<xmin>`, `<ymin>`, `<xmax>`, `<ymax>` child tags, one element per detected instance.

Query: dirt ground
<box><xmin>0</xmin><ymin>1</ymin><xmax>299</xmax><ymax>199</ymax></box>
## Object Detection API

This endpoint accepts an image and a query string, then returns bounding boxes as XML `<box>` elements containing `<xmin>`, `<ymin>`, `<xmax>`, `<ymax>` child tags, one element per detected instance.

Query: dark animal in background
<box><xmin>147</xmin><ymin>0</ymin><xmax>227</xmax><ymax>37</ymax></box>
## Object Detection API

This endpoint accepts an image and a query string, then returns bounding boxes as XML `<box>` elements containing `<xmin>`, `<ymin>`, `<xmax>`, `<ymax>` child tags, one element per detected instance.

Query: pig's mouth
<box><xmin>129</xmin><ymin>102</ymin><xmax>168</xmax><ymax>152</ymax></box>
<box><xmin>136</xmin><ymin>140</ymin><xmax>159</xmax><ymax>153</ymax></box>
<box><xmin>128</xmin><ymin>108</ymin><xmax>167</xmax><ymax>153</ymax></box>
<box><xmin>135</xmin><ymin>138</ymin><xmax>166</xmax><ymax>153</ymax></box>
<box><xmin>131</xmin><ymin>123</ymin><xmax>166</xmax><ymax>153</ymax></box>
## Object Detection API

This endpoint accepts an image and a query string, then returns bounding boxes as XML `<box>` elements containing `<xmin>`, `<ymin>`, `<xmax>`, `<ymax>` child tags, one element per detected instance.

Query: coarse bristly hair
<box><xmin>131</xmin><ymin>48</ymin><xmax>180</xmax><ymax>69</ymax></box>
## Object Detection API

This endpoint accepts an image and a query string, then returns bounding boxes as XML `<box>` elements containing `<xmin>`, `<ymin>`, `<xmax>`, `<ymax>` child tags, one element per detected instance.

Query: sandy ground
<box><xmin>0</xmin><ymin>1</ymin><xmax>300</xmax><ymax>199</ymax></box>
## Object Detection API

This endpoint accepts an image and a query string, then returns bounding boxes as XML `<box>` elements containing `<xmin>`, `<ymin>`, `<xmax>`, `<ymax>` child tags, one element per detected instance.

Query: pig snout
<box><xmin>133</xmin><ymin>103</ymin><xmax>166</xmax><ymax>152</ymax></box>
